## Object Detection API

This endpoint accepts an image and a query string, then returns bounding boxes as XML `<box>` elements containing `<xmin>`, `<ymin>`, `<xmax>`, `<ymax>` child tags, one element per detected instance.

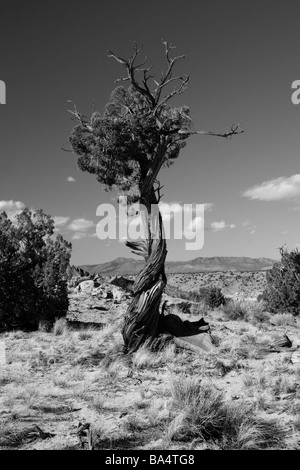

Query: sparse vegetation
<box><xmin>0</xmin><ymin>270</ymin><xmax>299</xmax><ymax>450</ymax></box>
<box><xmin>198</xmin><ymin>286</ymin><xmax>226</xmax><ymax>309</ymax></box>
<box><xmin>0</xmin><ymin>209</ymin><xmax>72</xmax><ymax>332</ymax></box>
<box><xmin>168</xmin><ymin>376</ymin><xmax>286</xmax><ymax>449</ymax></box>
<box><xmin>262</xmin><ymin>246</ymin><xmax>300</xmax><ymax>316</ymax></box>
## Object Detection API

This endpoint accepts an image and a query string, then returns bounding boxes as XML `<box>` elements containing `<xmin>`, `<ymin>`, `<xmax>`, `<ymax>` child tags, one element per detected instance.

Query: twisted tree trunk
<box><xmin>122</xmin><ymin>187</ymin><xmax>167</xmax><ymax>354</ymax></box>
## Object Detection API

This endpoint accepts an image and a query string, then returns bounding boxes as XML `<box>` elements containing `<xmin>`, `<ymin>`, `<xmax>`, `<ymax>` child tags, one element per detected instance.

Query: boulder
<box><xmin>110</xmin><ymin>276</ymin><xmax>134</xmax><ymax>291</ymax></box>
<box><xmin>78</xmin><ymin>280</ymin><xmax>95</xmax><ymax>293</ymax></box>
<box><xmin>92</xmin><ymin>286</ymin><xmax>113</xmax><ymax>299</ymax></box>
<box><xmin>111</xmin><ymin>286</ymin><xmax>127</xmax><ymax>302</ymax></box>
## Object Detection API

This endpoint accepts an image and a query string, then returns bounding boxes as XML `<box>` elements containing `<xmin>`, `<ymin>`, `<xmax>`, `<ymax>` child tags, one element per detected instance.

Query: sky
<box><xmin>1</xmin><ymin>0</ymin><xmax>300</xmax><ymax>265</ymax></box>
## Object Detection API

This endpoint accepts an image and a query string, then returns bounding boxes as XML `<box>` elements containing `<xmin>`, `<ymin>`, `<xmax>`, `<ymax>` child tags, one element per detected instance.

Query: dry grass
<box><xmin>0</xmin><ymin>285</ymin><xmax>299</xmax><ymax>451</ymax></box>
<box><xmin>168</xmin><ymin>375</ymin><xmax>287</xmax><ymax>449</ymax></box>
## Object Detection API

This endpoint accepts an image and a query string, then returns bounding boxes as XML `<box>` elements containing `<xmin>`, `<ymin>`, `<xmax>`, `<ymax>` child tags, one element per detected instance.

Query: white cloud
<box><xmin>53</xmin><ymin>216</ymin><xmax>70</xmax><ymax>228</ymax></box>
<box><xmin>0</xmin><ymin>200</ymin><xmax>26</xmax><ymax>220</ymax></box>
<box><xmin>159</xmin><ymin>201</ymin><xmax>213</xmax><ymax>221</ymax></box>
<box><xmin>211</xmin><ymin>221</ymin><xmax>235</xmax><ymax>232</ymax></box>
<box><xmin>68</xmin><ymin>218</ymin><xmax>94</xmax><ymax>232</ymax></box>
<box><xmin>187</xmin><ymin>216</ymin><xmax>204</xmax><ymax>231</ymax></box>
<box><xmin>72</xmin><ymin>232</ymin><xmax>87</xmax><ymax>240</ymax></box>
<box><xmin>67</xmin><ymin>177</ymin><xmax>76</xmax><ymax>183</ymax></box>
<box><xmin>243</xmin><ymin>174</ymin><xmax>300</xmax><ymax>201</ymax></box>
<box><xmin>204</xmin><ymin>203</ymin><xmax>214</xmax><ymax>212</ymax></box>
<box><xmin>242</xmin><ymin>220</ymin><xmax>257</xmax><ymax>233</ymax></box>
<box><xmin>182</xmin><ymin>216</ymin><xmax>203</xmax><ymax>238</ymax></box>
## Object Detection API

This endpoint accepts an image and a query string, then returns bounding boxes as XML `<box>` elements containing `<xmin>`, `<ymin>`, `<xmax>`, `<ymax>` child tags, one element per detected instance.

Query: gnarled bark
<box><xmin>122</xmin><ymin>189</ymin><xmax>167</xmax><ymax>354</ymax></box>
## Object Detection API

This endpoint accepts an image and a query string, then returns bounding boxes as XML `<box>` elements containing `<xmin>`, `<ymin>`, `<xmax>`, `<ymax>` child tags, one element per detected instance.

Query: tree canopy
<box><xmin>0</xmin><ymin>208</ymin><xmax>72</xmax><ymax>331</ymax></box>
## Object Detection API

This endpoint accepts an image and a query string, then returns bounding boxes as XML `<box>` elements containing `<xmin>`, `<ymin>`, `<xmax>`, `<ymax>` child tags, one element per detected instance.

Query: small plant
<box><xmin>198</xmin><ymin>286</ymin><xmax>226</xmax><ymax>309</ymax></box>
<box><xmin>53</xmin><ymin>318</ymin><xmax>68</xmax><ymax>336</ymax></box>
<box><xmin>222</xmin><ymin>299</ymin><xmax>248</xmax><ymax>320</ymax></box>
<box><xmin>270</xmin><ymin>313</ymin><xmax>296</xmax><ymax>326</ymax></box>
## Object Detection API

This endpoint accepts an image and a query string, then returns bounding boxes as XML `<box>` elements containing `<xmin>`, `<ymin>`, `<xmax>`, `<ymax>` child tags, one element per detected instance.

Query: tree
<box><xmin>262</xmin><ymin>246</ymin><xmax>300</xmax><ymax>316</ymax></box>
<box><xmin>68</xmin><ymin>42</ymin><xmax>243</xmax><ymax>353</ymax></box>
<box><xmin>0</xmin><ymin>208</ymin><xmax>72</xmax><ymax>331</ymax></box>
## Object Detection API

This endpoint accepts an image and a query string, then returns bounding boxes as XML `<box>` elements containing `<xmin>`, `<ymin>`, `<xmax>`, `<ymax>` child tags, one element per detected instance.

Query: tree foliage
<box><xmin>69</xmin><ymin>85</ymin><xmax>192</xmax><ymax>201</ymax></box>
<box><xmin>0</xmin><ymin>208</ymin><xmax>72</xmax><ymax>331</ymax></box>
<box><xmin>199</xmin><ymin>286</ymin><xmax>226</xmax><ymax>309</ymax></box>
<box><xmin>262</xmin><ymin>246</ymin><xmax>300</xmax><ymax>316</ymax></box>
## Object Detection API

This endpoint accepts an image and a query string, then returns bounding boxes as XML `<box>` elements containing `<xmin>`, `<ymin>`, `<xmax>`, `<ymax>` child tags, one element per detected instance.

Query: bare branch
<box><xmin>61</xmin><ymin>145</ymin><xmax>73</xmax><ymax>153</ymax></box>
<box><xmin>154</xmin><ymin>41</ymin><xmax>187</xmax><ymax>103</ymax></box>
<box><xmin>67</xmin><ymin>100</ymin><xmax>90</xmax><ymax>127</ymax></box>
<box><xmin>107</xmin><ymin>41</ymin><xmax>189</xmax><ymax>112</ymax></box>
<box><xmin>154</xmin><ymin>180</ymin><xmax>164</xmax><ymax>203</ymax></box>
<box><xmin>155</xmin><ymin>75</ymin><xmax>190</xmax><ymax>113</ymax></box>
<box><xmin>106</xmin><ymin>50</ymin><xmax>127</xmax><ymax>65</ymax></box>
<box><xmin>178</xmin><ymin>123</ymin><xmax>244</xmax><ymax>139</ymax></box>
<box><xmin>107</xmin><ymin>46</ymin><xmax>156</xmax><ymax>108</ymax></box>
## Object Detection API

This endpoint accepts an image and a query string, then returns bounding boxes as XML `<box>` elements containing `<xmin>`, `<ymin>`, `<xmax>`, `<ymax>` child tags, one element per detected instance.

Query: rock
<box><xmin>291</xmin><ymin>350</ymin><xmax>300</xmax><ymax>364</ymax></box>
<box><xmin>78</xmin><ymin>280</ymin><xmax>95</xmax><ymax>293</ymax></box>
<box><xmin>110</xmin><ymin>276</ymin><xmax>134</xmax><ymax>291</ymax></box>
<box><xmin>111</xmin><ymin>286</ymin><xmax>127</xmax><ymax>302</ymax></box>
<box><xmin>162</xmin><ymin>294</ymin><xmax>194</xmax><ymax>313</ymax></box>
<box><xmin>92</xmin><ymin>287</ymin><xmax>113</xmax><ymax>299</ymax></box>
<box><xmin>174</xmin><ymin>333</ymin><xmax>214</xmax><ymax>353</ymax></box>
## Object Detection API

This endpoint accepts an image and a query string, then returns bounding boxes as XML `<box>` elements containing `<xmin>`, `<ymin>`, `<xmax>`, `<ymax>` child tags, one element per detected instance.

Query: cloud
<box><xmin>159</xmin><ymin>201</ymin><xmax>213</xmax><ymax>221</ymax></box>
<box><xmin>0</xmin><ymin>200</ymin><xmax>26</xmax><ymax>220</ymax></box>
<box><xmin>243</xmin><ymin>174</ymin><xmax>300</xmax><ymax>201</ymax></box>
<box><xmin>183</xmin><ymin>216</ymin><xmax>204</xmax><ymax>237</ymax></box>
<box><xmin>204</xmin><ymin>203</ymin><xmax>214</xmax><ymax>212</ymax></box>
<box><xmin>210</xmin><ymin>221</ymin><xmax>235</xmax><ymax>232</ymax></box>
<box><xmin>72</xmin><ymin>232</ymin><xmax>87</xmax><ymax>240</ymax></box>
<box><xmin>68</xmin><ymin>218</ymin><xmax>94</xmax><ymax>232</ymax></box>
<box><xmin>242</xmin><ymin>220</ymin><xmax>257</xmax><ymax>233</ymax></box>
<box><xmin>53</xmin><ymin>216</ymin><xmax>70</xmax><ymax>228</ymax></box>
<box><xmin>67</xmin><ymin>177</ymin><xmax>76</xmax><ymax>183</ymax></box>
<box><xmin>187</xmin><ymin>216</ymin><xmax>204</xmax><ymax>231</ymax></box>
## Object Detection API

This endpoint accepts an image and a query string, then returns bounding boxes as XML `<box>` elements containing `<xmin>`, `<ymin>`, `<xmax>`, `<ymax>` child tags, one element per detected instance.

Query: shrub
<box><xmin>0</xmin><ymin>208</ymin><xmax>72</xmax><ymax>331</ymax></box>
<box><xmin>261</xmin><ymin>246</ymin><xmax>300</xmax><ymax>316</ymax></box>
<box><xmin>53</xmin><ymin>318</ymin><xmax>68</xmax><ymax>336</ymax></box>
<box><xmin>223</xmin><ymin>299</ymin><xmax>269</xmax><ymax>323</ymax></box>
<box><xmin>198</xmin><ymin>286</ymin><xmax>226</xmax><ymax>309</ymax></box>
<box><xmin>169</xmin><ymin>376</ymin><xmax>287</xmax><ymax>449</ymax></box>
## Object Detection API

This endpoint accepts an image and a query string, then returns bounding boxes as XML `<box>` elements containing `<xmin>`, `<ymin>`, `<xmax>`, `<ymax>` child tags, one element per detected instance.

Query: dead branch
<box><xmin>107</xmin><ymin>41</ymin><xmax>189</xmax><ymax>111</ymax></box>
<box><xmin>178</xmin><ymin>123</ymin><xmax>244</xmax><ymax>139</ymax></box>
<box><xmin>67</xmin><ymin>100</ymin><xmax>91</xmax><ymax>128</ymax></box>
<box><xmin>61</xmin><ymin>145</ymin><xmax>73</xmax><ymax>153</ymax></box>
<box><xmin>154</xmin><ymin>180</ymin><xmax>164</xmax><ymax>203</ymax></box>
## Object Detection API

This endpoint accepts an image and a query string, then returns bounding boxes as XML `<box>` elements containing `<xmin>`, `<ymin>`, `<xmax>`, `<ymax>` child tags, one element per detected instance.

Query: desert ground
<box><xmin>1</xmin><ymin>271</ymin><xmax>300</xmax><ymax>450</ymax></box>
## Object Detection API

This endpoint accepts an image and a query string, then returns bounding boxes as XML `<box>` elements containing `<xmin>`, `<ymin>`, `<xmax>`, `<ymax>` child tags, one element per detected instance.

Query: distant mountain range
<box><xmin>79</xmin><ymin>256</ymin><xmax>275</xmax><ymax>276</ymax></box>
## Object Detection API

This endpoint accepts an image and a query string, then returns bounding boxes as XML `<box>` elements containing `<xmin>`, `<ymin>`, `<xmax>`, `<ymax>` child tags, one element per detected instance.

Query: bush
<box><xmin>223</xmin><ymin>299</ymin><xmax>269</xmax><ymax>323</ymax></box>
<box><xmin>168</xmin><ymin>376</ymin><xmax>286</xmax><ymax>449</ymax></box>
<box><xmin>0</xmin><ymin>208</ymin><xmax>72</xmax><ymax>331</ymax></box>
<box><xmin>198</xmin><ymin>286</ymin><xmax>226</xmax><ymax>309</ymax></box>
<box><xmin>261</xmin><ymin>246</ymin><xmax>300</xmax><ymax>316</ymax></box>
